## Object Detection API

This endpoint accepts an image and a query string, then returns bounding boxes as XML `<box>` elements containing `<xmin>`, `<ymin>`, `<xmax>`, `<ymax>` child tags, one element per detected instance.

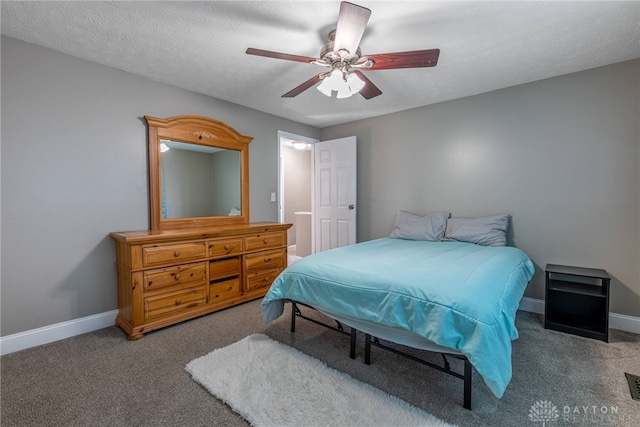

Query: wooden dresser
<box><xmin>110</xmin><ymin>222</ymin><xmax>291</xmax><ymax>340</ymax></box>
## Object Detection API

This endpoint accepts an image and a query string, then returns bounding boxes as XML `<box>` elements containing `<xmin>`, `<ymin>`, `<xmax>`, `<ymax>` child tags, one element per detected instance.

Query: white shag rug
<box><xmin>185</xmin><ymin>334</ymin><xmax>457</xmax><ymax>427</ymax></box>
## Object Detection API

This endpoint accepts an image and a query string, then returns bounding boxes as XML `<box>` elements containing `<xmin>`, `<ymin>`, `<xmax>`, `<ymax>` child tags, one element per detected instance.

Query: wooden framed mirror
<box><xmin>145</xmin><ymin>115</ymin><xmax>252</xmax><ymax>230</ymax></box>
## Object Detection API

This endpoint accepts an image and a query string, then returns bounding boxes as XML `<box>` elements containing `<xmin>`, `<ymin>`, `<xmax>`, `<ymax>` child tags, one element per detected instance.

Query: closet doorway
<box><xmin>278</xmin><ymin>131</ymin><xmax>318</xmax><ymax>265</ymax></box>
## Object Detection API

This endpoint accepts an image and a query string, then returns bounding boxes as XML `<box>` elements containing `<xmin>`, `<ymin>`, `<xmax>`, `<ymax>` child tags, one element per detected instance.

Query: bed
<box><xmin>261</xmin><ymin>216</ymin><xmax>534</xmax><ymax>409</ymax></box>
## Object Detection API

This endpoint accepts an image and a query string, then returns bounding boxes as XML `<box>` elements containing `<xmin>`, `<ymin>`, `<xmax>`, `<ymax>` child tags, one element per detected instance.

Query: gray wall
<box><xmin>321</xmin><ymin>59</ymin><xmax>640</xmax><ymax>318</ymax></box>
<box><xmin>0</xmin><ymin>36</ymin><xmax>320</xmax><ymax>336</ymax></box>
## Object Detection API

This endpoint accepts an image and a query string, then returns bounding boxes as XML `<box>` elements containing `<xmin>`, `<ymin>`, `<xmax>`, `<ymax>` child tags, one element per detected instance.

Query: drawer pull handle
<box><xmin>264</xmin><ymin>257</ymin><xmax>271</xmax><ymax>262</ymax></box>
<box><xmin>175</xmin><ymin>299</ymin><xmax>182</xmax><ymax>306</ymax></box>
<box><xmin>174</xmin><ymin>274</ymin><xmax>181</xmax><ymax>280</ymax></box>
<box><xmin>174</xmin><ymin>250</ymin><xmax>181</xmax><ymax>257</ymax></box>
<box><xmin>263</xmin><ymin>277</ymin><xmax>269</xmax><ymax>282</ymax></box>
<box><xmin>263</xmin><ymin>239</ymin><xmax>268</xmax><ymax>244</ymax></box>
<box><xmin>225</xmin><ymin>244</ymin><xmax>230</xmax><ymax>251</ymax></box>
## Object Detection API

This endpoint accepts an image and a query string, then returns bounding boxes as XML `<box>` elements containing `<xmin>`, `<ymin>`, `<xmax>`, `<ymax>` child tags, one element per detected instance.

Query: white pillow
<box><xmin>389</xmin><ymin>211</ymin><xmax>451</xmax><ymax>241</ymax></box>
<box><xmin>444</xmin><ymin>215</ymin><xmax>510</xmax><ymax>246</ymax></box>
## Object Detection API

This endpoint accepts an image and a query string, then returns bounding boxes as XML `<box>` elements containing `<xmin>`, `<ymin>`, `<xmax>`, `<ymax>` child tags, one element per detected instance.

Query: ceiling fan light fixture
<box><xmin>317</xmin><ymin>69</ymin><xmax>345</xmax><ymax>97</ymax></box>
<box><xmin>317</xmin><ymin>68</ymin><xmax>364</xmax><ymax>99</ymax></box>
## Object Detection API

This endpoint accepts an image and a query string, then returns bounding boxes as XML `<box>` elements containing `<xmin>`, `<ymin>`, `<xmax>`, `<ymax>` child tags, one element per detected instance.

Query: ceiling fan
<box><xmin>246</xmin><ymin>2</ymin><xmax>440</xmax><ymax>100</ymax></box>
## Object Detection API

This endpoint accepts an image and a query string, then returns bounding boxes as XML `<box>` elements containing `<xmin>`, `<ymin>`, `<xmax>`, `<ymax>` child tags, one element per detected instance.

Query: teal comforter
<box><xmin>261</xmin><ymin>237</ymin><xmax>535</xmax><ymax>398</ymax></box>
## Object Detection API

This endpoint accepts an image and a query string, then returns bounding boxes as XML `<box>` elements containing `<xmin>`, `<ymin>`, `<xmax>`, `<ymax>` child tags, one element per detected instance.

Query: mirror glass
<box><xmin>160</xmin><ymin>140</ymin><xmax>241</xmax><ymax>219</ymax></box>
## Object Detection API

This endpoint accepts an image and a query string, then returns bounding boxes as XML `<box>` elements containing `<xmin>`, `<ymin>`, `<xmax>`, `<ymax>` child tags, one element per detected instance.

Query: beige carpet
<box><xmin>1</xmin><ymin>300</ymin><xmax>639</xmax><ymax>426</ymax></box>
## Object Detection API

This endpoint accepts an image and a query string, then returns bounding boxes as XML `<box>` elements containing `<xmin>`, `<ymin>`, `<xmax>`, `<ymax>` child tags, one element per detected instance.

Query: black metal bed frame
<box><xmin>287</xmin><ymin>299</ymin><xmax>473</xmax><ymax>410</ymax></box>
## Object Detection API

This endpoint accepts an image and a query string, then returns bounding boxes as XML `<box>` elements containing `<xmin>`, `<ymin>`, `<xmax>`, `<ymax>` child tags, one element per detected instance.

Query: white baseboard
<box><xmin>519</xmin><ymin>297</ymin><xmax>640</xmax><ymax>335</ymax></box>
<box><xmin>609</xmin><ymin>312</ymin><xmax>640</xmax><ymax>335</ymax></box>
<box><xmin>519</xmin><ymin>296</ymin><xmax>545</xmax><ymax>314</ymax></box>
<box><xmin>0</xmin><ymin>310</ymin><xmax>118</xmax><ymax>356</ymax></box>
<box><xmin>1</xmin><ymin>298</ymin><xmax>638</xmax><ymax>356</ymax></box>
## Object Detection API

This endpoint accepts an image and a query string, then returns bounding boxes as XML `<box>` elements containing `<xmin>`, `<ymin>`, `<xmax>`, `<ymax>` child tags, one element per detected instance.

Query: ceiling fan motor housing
<box><xmin>320</xmin><ymin>30</ymin><xmax>362</xmax><ymax>67</ymax></box>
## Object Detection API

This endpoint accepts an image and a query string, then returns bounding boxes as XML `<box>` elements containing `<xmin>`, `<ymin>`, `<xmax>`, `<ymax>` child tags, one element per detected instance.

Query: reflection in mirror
<box><xmin>160</xmin><ymin>140</ymin><xmax>241</xmax><ymax>219</ymax></box>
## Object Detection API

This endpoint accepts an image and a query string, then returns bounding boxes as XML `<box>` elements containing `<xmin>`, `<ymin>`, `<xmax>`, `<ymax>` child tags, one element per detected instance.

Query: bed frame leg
<box><xmin>364</xmin><ymin>334</ymin><xmax>371</xmax><ymax>365</ymax></box>
<box><xmin>290</xmin><ymin>301</ymin><xmax>297</xmax><ymax>332</ymax></box>
<box><xmin>349</xmin><ymin>328</ymin><xmax>357</xmax><ymax>359</ymax></box>
<box><xmin>463</xmin><ymin>358</ymin><xmax>472</xmax><ymax>410</ymax></box>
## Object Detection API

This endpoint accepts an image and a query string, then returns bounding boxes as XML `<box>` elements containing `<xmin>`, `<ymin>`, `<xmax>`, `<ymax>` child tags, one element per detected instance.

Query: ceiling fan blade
<box><xmin>246</xmin><ymin>48</ymin><xmax>319</xmax><ymax>64</ymax></box>
<box><xmin>282</xmin><ymin>73</ymin><xmax>324</xmax><ymax>98</ymax></box>
<box><xmin>333</xmin><ymin>2</ymin><xmax>371</xmax><ymax>55</ymax></box>
<box><xmin>361</xmin><ymin>49</ymin><xmax>440</xmax><ymax>70</ymax></box>
<box><xmin>352</xmin><ymin>70</ymin><xmax>382</xmax><ymax>99</ymax></box>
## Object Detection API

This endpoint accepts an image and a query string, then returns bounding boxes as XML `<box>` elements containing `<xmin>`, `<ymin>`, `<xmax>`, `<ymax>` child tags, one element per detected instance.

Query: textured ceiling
<box><xmin>2</xmin><ymin>1</ymin><xmax>639</xmax><ymax>128</ymax></box>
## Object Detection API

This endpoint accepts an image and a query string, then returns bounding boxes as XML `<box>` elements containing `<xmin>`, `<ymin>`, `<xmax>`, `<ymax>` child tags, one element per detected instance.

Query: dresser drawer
<box><xmin>246</xmin><ymin>268</ymin><xmax>282</xmax><ymax>292</ymax></box>
<box><xmin>208</xmin><ymin>238</ymin><xmax>243</xmax><ymax>258</ymax></box>
<box><xmin>209</xmin><ymin>257</ymin><xmax>240</xmax><ymax>281</ymax></box>
<box><xmin>245</xmin><ymin>249</ymin><xmax>284</xmax><ymax>272</ymax></box>
<box><xmin>142</xmin><ymin>242</ymin><xmax>206</xmax><ymax>267</ymax></box>
<box><xmin>210</xmin><ymin>278</ymin><xmax>241</xmax><ymax>302</ymax></box>
<box><xmin>144</xmin><ymin>262</ymin><xmax>207</xmax><ymax>292</ymax></box>
<box><xmin>144</xmin><ymin>286</ymin><xmax>208</xmax><ymax>320</ymax></box>
<box><xmin>244</xmin><ymin>232</ymin><xmax>284</xmax><ymax>252</ymax></box>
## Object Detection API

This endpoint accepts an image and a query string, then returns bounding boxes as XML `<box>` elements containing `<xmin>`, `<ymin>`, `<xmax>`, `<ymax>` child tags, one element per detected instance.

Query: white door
<box><xmin>314</xmin><ymin>136</ymin><xmax>357</xmax><ymax>252</ymax></box>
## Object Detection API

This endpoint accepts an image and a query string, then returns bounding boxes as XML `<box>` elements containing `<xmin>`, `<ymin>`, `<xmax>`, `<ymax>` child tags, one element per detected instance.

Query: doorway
<box><xmin>278</xmin><ymin>131</ymin><xmax>318</xmax><ymax>264</ymax></box>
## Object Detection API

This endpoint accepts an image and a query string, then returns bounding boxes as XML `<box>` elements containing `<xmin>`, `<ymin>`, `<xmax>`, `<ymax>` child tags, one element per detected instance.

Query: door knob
<box><xmin>348</xmin><ymin>204</ymin><xmax>355</xmax><ymax>210</ymax></box>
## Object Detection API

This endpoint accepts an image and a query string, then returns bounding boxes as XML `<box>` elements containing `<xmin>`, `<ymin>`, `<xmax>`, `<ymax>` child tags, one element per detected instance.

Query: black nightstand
<box><xmin>544</xmin><ymin>264</ymin><xmax>610</xmax><ymax>342</ymax></box>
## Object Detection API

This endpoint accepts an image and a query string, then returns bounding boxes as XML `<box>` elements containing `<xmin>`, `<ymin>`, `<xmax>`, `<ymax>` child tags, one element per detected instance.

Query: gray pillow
<box><xmin>444</xmin><ymin>214</ymin><xmax>510</xmax><ymax>246</ymax></box>
<box><xmin>389</xmin><ymin>211</ymin><xmax>451</xmax><ymax>241</ymax></box>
